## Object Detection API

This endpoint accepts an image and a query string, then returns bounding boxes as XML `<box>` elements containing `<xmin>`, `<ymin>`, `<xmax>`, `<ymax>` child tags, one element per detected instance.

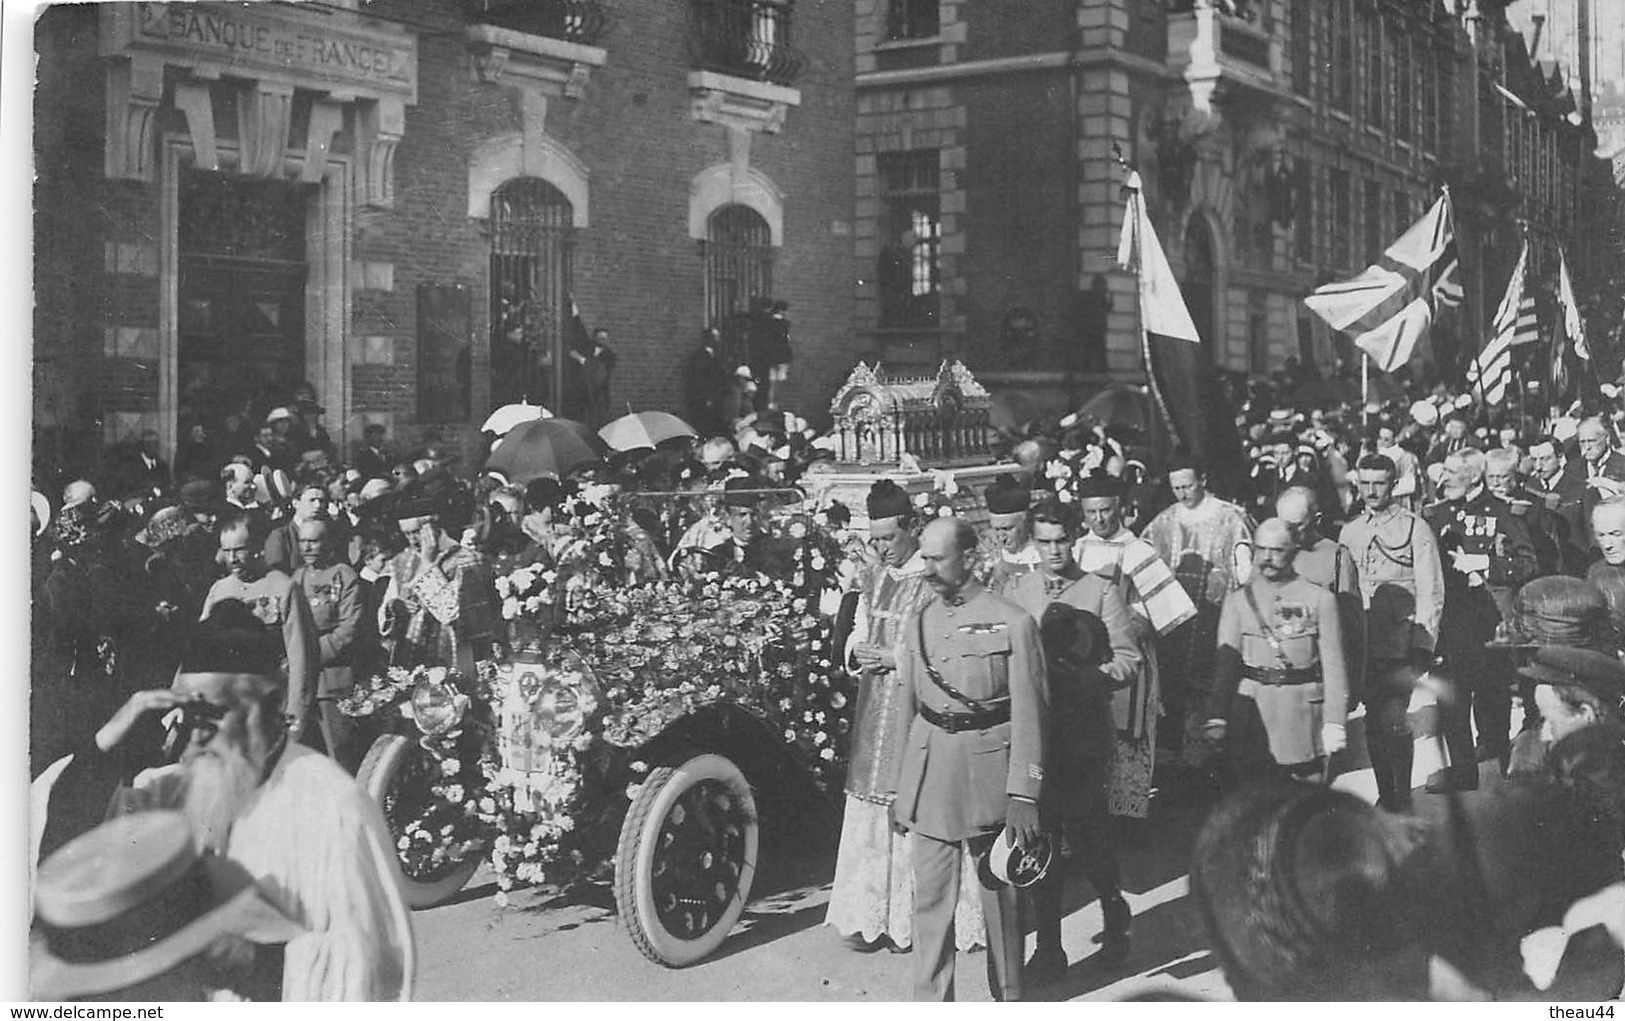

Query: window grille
<box><xmin>489</xmin><ymin>178</ymin><xmax>575</xmax><ymax>410</ymax></box>
<box><xmin>877</xmin><ymin>150</ymin><xmax>942</xmax><ymax>329</ymax></box>
<box><xmin>703</xmin><ymin>204</ymin><xmax>774</xmax><ymax>362</ymax></box>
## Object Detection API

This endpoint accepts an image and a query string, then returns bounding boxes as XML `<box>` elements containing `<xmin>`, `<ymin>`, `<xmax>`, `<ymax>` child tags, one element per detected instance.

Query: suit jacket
<box><xmin>888</xmin><ymin>585</ymin><xmax>1049</xmax><ymax>842</ymax></box>
<box><xmin>1555</xmin><ymin>452</ymin><xmax>1625</xmax><ymax>565</ymax></box>
<box><xmin>117</xmin><ymin>452</ymin><xmax>171</xmax><ymax>500</ymax></box>
<box><xmin>352</xmin><ymin>444</ymin><xmax>392</xmax><ymax>480</ymax></box>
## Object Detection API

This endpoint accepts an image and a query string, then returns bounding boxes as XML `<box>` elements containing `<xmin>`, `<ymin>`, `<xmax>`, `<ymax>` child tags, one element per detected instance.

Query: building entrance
<box><xmin>177</xmin><ymin>170</ymin><xmax>311</xmax><ymax>436</ymax></box>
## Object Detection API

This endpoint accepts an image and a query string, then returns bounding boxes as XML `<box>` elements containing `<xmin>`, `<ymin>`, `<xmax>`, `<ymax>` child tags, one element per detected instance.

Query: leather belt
<box><xmin>1240</xmin><ymin>664</ymin><xmax>1322</xmax><ymax>686</ymax></box>
<box><xmin>918</xmin><ymin>701</ymin><xmax>1010</xmax><ymax>733</ymax></box>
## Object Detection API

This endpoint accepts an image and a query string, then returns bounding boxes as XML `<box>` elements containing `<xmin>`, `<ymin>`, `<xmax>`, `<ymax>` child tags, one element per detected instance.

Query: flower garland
<box><xmin>347</xmin><ymin>507</ymin><xmax>855</xmax><ymax>904</ymax></box>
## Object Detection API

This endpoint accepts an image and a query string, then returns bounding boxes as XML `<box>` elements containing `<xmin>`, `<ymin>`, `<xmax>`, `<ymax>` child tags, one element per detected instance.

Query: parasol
<box><xmin>599</xmin><ymin>411</ymin><xmax>698</xmax><ymax>452</ymax></box>
<box><xmin>481</xmin><ymin>400</ymin><xmax>553</xmax><ymax>436</ymax></box>
<box><xmin>485</xmin><ymin>418</ymin><xmax>608</xmax><ymax>484</ymax></box>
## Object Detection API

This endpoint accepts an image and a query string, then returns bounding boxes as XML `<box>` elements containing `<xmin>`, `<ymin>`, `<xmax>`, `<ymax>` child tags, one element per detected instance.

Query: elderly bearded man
<box><xmin>38</xmin><ymin>603</ymin><xmax>414</xmax><ymax>1000</ymax></box>
<box><xmin>1206</xmin><ymin>519</ymin><xmax>1350</xmax><ymax>785</ymax></box>
<box><xmin>1004</xmin><ymin>496</ymin><xmax>1141</xmax><ymax>981</ymax></box>
<box><xmin>826</xmin><ymin>481</ymin><xmax>985</xmax><ymax>955</ymax></box>
<box><xmin>888</xmin><ymin>517</ymin><xmax>1049</xmax><ymax>1001</ymax></box>
<box><xmin>1555</xmin><ymin>417</ymin><xmax>1625</xmax><ymax>566</ymax></box>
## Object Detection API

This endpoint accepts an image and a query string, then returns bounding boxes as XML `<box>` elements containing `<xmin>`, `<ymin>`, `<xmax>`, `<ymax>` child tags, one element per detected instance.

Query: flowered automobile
<box><xmin>341</xmin><ymin>491</ymin><xmax>855</xmax><ymax>967</ymax></box>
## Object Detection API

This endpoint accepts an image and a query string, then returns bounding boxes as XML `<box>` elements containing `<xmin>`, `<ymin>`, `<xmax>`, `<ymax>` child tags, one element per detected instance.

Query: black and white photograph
<box><xmin>15</xmin><ymin>0</ymin><xmax>1625</xmax><ymax>1003</ymax></box>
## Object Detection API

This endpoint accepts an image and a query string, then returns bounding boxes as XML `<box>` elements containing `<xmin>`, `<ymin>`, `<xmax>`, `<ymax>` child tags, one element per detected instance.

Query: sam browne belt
<box><xmin>918</xmin><ymin>700</ymin><xmax>1011</xmax><ymax>733</ymax></box>
<box><xmin>1240</xmin><ymin>664</ymin><xmax>1322</xmax><ymax>686</ymax></box>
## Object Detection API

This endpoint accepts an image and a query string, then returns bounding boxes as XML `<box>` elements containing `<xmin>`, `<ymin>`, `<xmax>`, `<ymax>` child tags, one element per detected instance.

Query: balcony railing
<box><xmin>690</xmin><ymin>0</ymin><xmax>805</xmax><ymax>87</ymax></box>
<box><xmin>468</xmin><ymin>0</ymin><xmax>610</xmax><ymax>46</ymax></box>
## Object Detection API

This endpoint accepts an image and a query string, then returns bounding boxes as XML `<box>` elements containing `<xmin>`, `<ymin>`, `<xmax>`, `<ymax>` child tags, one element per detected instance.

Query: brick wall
<box><xmin>35</xmin><ymin>0</ymin><xmax>856</xmax><ymax>468</ymax></box>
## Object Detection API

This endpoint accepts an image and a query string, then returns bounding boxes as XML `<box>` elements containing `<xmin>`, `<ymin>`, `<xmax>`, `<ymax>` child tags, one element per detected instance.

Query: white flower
<box><xmin>493</xmin><ymin>835</ymin><xmax>512</xmax><ymax>855</ymax></box>
<box><xmin>440</xmin><ymin>758</ymin><xmax>461</xmax><ymax>777</ymax></box>
<box><xmin>479</xmin><ymin>797</ymin><xmax>496</xmax><ymax>814</ymax></box>
<box><xmin>789</xmin><ymin>521</ymin><xmax>807</xmax><ymax>539</ymax></box>
<box><xmin>630</xmin><ymin>760</ymin><xmax>649</xmax><ymax>773</ymax></box>
<box><xmin>495</xmin><ymin>577</ymin><xmax>513</xmax><ymax>598</ymax></box>
<box><xmin>495</xmin><ymin>891</ymin><xmax>511</xmax><ymax>908</ymax></box>
<box><xmin>783</xmin><ymin>728</ymin><xmax>797</xmax><ymax>741</ymax></box>
<box><xmin>427</xmin><ymin>666</ymin><xmax>448</xmax><ymax>687</ymax></box>
<box><xmin>913</xmin><ymin>492</ymin><xmax>930</xmax><ymax>508</ymax></box>
<box><xmin>820</xmin><ymin>747</ymin><xmax>836</xmax><ymax>761</ymax></box>
<box><xmin>397</xmin><ymin>835</ymin><xmax>410</xmax><ymax>851</ymax></box>
<box><xmin>937</xmin><ymin>506</ymin><xmax>952</xmax><ymax>518</ymax></box>
<box><xmin>813</xmin><ymin>731</ymin><xmax>828</xmax><ymax>745</ymax></box>
<box><xmin>626</xmin><ymin>782</ymin><xmax>644</xmax><ymax>801</ymax></box>
<box><xmin>510</xmin><ymin>566</ymin><xmax>536</xmax><ymax>591</ymax></box>
<box><xmin>502</xmin><ymin>597</ymin><xmax>521</xmax><ymax>620</ymax></box>
<box><xmin>831</xmin><ymin>692</ymin><xmax>847</xmax><ymax>709</ymax></box>
<box><xmin>443</xmin><ymin>784</ymin><xmax>465</xmax><ymax>802</ymax></box>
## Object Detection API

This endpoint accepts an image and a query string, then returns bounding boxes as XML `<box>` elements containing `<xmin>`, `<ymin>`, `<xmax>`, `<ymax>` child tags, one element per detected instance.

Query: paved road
<box><xmin>413</xmin><ymin>789</ymin><xmax>1237</xmax><ymax>1002</ymax></box>
<box><xmin>412</xmin><ymin>704</ymin><xmax>1474</xmax><ymax>1001</ymax></box>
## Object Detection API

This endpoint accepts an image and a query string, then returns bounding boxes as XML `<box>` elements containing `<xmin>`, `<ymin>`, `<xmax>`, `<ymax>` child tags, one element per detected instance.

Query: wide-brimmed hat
<box><xmin>1191</xmin><ymin>782</ymin><xmax>1438</xmax><ymax>1000</ymax></box>
<box><xmin>135</xmin><ymin>506</ymin><xmax>191</xmax><ymax>548</ymax></box>
<box><xmin>1487</xmin><ymin>576</ymin><xmax>1613</xmax><ymax>651</ymax></box>
<box><xmin>31</xmin><ymin>811</ymin><xmax>303</xmax><ymax>999</ymax></box>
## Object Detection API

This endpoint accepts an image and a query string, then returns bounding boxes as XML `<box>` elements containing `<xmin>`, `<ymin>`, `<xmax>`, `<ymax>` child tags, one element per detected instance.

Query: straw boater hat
<box><xmin>31</xmin><ymin>811</ymin><xmax>303</xmax><ymax>999</ymax></box>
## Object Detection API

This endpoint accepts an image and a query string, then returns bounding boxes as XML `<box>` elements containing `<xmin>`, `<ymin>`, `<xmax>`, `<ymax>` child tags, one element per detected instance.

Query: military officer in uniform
<box><xmin>1338</xmin><ymin>454</ymin><xmax>1446</xmax><ymax>810</ymax></box>
<box><xmin>1206</xmin><ymin>518</ymin><xmax>1349</xmax><ymax>785</ymax></box>
<box><xmin>889</xmin><ymin>516</ymin><xmax>1049</xmax><ymax>1002</ymax></box>
<box><xmin>1426</xmin><ymin>447</ymin><xmax>1538</xmax><ymax>786</ymax></box>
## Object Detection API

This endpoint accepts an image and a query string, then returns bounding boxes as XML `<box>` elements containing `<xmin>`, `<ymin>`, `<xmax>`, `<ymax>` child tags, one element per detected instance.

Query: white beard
<box><xmin>180</xmin><ymin>743</ymin><xmax>264</xmax><ymax>855</ymax></box>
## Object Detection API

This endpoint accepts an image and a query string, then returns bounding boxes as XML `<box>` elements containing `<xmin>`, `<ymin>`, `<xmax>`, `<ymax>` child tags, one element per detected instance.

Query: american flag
<box><xmin>1511</xmin><ymin>295</ymin><xmax>1541</xmax><ymax>347</ymax></box>
<box><xmin>1466</xmin><ymin>242</ymin><xmax>1529</xmax><ymax>404</ymax></box>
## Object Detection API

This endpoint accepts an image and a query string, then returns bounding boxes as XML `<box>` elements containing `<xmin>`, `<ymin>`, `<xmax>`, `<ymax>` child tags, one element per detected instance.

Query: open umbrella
<box><xmin>481</xmin><ymin>400</ymin><xmax>553</xmax><ymax>436</ymax></box>
<box><xmin>599</xmin><ymin>411</ymin><xmax>697</xmax><ymax>452</ymax></box>
<box><xmin>485</xmin><ymin>418</ymin><xmax>608</xmax><ymax>484</ymax></box>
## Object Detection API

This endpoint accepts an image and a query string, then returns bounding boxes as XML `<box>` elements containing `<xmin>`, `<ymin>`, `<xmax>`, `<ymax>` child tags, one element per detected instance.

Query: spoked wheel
<box><xmin>614</xmin><ymin>753</ymin><xmax>759</xmax><ymax>966</ymax></box>
<box><xmin>357</xmin><ymin>734</ymin><xmax>482</xmax><ymax>909</ymax></box>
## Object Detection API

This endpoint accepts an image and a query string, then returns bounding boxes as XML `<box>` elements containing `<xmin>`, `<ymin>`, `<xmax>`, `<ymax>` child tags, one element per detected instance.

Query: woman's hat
<box><xmin>31</xmin><ymin>811</ymin><xmax>303</xmax><ymax>999</ymax></box>
<box><xmin>1191</xmin><ymin>781</ymin><xmax>1440</xmax><ymax>1000</ymax></box>
<box><xmin>135</xmin><ymin>506</ymin><xmax>191</xmax><ymax>549</ymax></box>
<box><xmin>1487</xmin><ymin>576</ymin><xmax>1613</xmax><ymax>651</ymax></box>
<box><xmin>978</xmin><ymin>829</ymin><xmax>1053</xmax><ymax>890</ymax></box>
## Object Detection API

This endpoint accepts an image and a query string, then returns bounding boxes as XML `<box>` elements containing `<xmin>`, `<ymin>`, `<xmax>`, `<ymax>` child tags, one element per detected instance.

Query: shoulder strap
<box><xmin>915</xmin><ymin>607</ymin><xmax>997</xmax><ymax>712</ymax></box>
<box><xmin>1242</xmin><ymin>584</ymin><xmax>1290</xmax><ymax>667</ymax></box>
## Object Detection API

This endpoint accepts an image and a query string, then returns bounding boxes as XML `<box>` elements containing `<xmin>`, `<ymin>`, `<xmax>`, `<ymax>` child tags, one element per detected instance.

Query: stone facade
<box><xmin>851</xmin><ymin>0</ymin><xmax>1614</xmax><ymax>417</ymax></box>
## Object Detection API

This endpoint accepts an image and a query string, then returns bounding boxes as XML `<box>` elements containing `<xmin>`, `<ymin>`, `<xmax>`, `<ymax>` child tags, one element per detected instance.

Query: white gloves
<box><xmin>1320</xmin><ymin>723</ymin><xmax>1347</xmax><ymax>756</ymax></box>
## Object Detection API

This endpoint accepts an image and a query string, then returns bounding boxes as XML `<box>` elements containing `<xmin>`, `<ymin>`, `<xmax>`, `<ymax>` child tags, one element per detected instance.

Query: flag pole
<box><xmin>1362</xmin><ymin>353</ymin><xmax>1370</xmax><ymax>430</ymax></box>
<box><xmin>1127</xmin><ymin>177</ymin><xmax>1183</xmax><ymax>450</ymax></box>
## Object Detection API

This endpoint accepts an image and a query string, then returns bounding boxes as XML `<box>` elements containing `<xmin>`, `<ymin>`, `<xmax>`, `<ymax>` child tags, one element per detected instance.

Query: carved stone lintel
<box><xmin>689</xmin><ymin>86</ymin><xmax>794</xmax><ymax>137</ymax></box>
<box><xmin>172</xmin><ymin>80</ymin><xmax>219</xmax><ymax>173</ymax></box>
<box><xmin>301</xmin><ymin>100</ymin><xmax>346</xmax><ymax>184</ymax></box>
<box><xmin>357</xmin><ymin>98</ymin><xmax>406</xmax><ymax>208</ymax></box>
<box><xmin>238</xmin><ymin>81</ymin><xmax>294</xmax><ymax>179</ymax></box>
<box><xmin>104</xmin><ymin>56</ymin><xmax>164</xmax><ymax>181</ymax></box>
<box><xmin>475</xmin><ymin>45</ymin><xmax>512</xmax><ymax>83</ymax></box>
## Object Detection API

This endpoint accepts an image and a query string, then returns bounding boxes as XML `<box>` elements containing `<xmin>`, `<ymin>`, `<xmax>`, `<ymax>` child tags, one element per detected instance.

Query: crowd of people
<box><xmin>26</xmin><ymin>363</ymin><xmax>1625</xmax><ymax>1001</ymax></box>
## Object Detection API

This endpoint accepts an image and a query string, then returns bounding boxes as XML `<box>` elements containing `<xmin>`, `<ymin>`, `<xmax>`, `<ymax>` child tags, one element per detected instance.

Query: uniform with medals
<box><xmin>1209</xmin><ymin>573</ymin><xmax>1349</xmax><ymax>780</ymax></box>
<box><xmin>1426</xmin><ymin>485</ymin><xmax>1538</xmax><ymax>781</ymax></box>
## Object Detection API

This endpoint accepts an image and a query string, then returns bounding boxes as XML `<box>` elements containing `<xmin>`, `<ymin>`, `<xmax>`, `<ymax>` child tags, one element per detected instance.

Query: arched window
<box><xmin>704</xmin><ymin>204</ymin><xmax>774</xmax><ymax>362</ymax></box>
<box><xmin>490</xmin><ymin>178</ymin><xmax>575</xmax><ymax>410</ymax></box>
